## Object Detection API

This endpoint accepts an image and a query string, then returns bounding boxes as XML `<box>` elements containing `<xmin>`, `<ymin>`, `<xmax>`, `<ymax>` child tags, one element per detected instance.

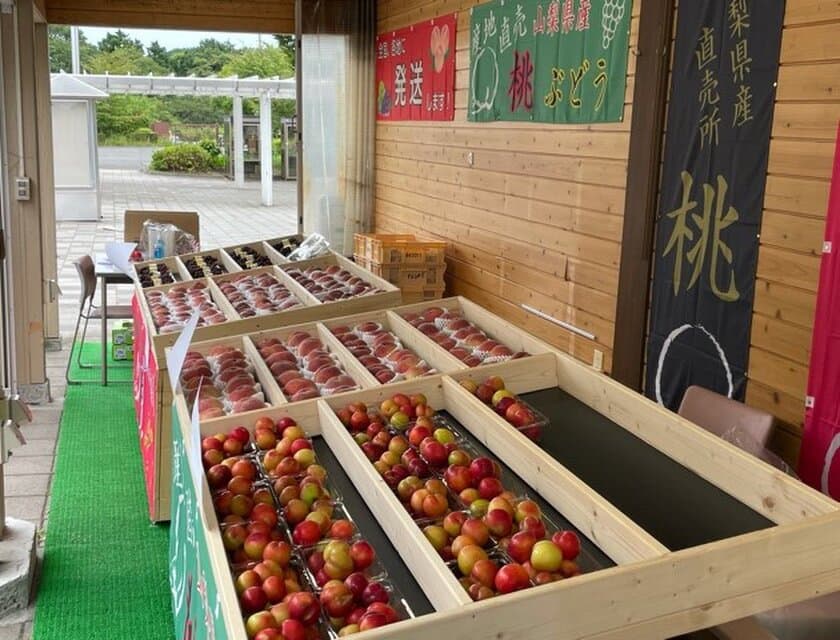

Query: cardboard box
<box><xmin>112</xmin><ymin>321</ymin><xmax>134</xmax><ymax>346</ymax></box>
<box><xmin>112</xmin><ymin>343</ymin><xmax>134</xmax><ymax>361</ymax></box>
<box><xmin>124</xmin><ymin>210</ymin><xmax>200</xmax><ymax>246</ymax></box>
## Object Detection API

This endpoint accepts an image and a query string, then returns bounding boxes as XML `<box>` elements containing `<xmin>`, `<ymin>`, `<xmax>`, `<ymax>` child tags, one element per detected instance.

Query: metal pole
<box><xmin>259</xmin><ymin>91</ymin><xmax>273</xmax><ymax>206</ymax></box>
<box><xmin>70</xmin><ymin>26</ymin><xmax>80</xmax><ymax>74</ymax></box>
<box><xmin>232</xmin><ymin>95</ymin><xmax>245</xmax><ymax>188</ymax></box>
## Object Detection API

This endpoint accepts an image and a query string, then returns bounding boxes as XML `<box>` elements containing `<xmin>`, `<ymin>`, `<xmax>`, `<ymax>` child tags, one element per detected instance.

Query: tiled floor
<box><xmin>0</xmin><ymin>169</ymin><xmax>297</xmax><ymax>639</ymax></box>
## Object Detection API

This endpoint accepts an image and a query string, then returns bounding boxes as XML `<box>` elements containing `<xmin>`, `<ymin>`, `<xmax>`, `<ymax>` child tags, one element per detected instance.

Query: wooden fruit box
<box><xmin>170</xmin><ymin>354</ymin><xmax>840</xmax><ymax>640</ymax></box>
<box><xmin>131</xmin><ymin>234</ymin><xmax>307</xmax><ymax>287</ymax></box>
<box><xmin>135</xmin><ymin>263</ymin><xmax>401</xmax><ymax>522</ymax></box>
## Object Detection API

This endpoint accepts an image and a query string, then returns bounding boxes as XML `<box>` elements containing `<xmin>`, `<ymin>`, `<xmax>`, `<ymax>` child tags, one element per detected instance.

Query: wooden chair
<box><xmin>65</xmin><ymin>255</ymin><xmax>133</xmax><ymax>384</ymax></box>
<box><xmin>677</xmin><ymin>385</ymin><xmax>775</xmax><ymax>450</ymax></box>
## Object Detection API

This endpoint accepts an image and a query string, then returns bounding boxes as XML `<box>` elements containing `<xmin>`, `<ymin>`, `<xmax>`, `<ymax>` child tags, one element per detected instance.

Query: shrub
<box><xmin>198</xmin><ymin>138</ymin><xmax>222</xmax><ymax>157</ymax></box>
<box><xmin>150</xmin><ymin>143</ymin><xmax>214</xmax><ymax>173</ymax></box>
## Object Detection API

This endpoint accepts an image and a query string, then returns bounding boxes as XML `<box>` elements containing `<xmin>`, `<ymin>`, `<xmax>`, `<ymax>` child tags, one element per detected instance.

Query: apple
<box><xmin>491</xmin><ymin>389</ymin><xmax>515</xmax><ymax>407</ymax></box>
<box><xmin>407</xmin><ymin>457</ymin><xmax>431</xmax><ymax>478</ymax></box>
<box><xmin>251</xmin><ymin>503</ymin><xmax>279</xmax><ymax>529</ymax></box>
<box><xmin>396</xmin><ymin>476</ymin><xmax>423</xmax><ymax>502</ymax></box>
<box><xmin>459</xmin><ymin>488</ymin><xmax>480</xmax><ymax>506</ymax></box>
<box><xmin>515</xmin><ymin>499</ymin><xmax>542</xmax><ymax>523</ymax></box>
<box><xmin>388</xmin><ymin>435</ymin><xmax>409</xmax><ymax>456</ymax></box>
<box><xmin>423</xmin><ymin>525</ymin><xmax>449</xmax><ymax>551</ymax></box>
<box><xmin>433</xmin><ymin>428</ymin><xmax>456</xmax><ymax>445</ymax></box>
<box><xmin>202</xmin><ymin>436</ymin><xmax>224</xmax><ymax>452</ymax></box>
<box><xmin>484</xmin><ymin>376</ymin><xmax>506</xmax><ymax>391</ymax></box>
<box><xmin>447</xmin><ymin>449</ymin><xmax>472</xmax><ymax>467</ymax></box>
<box><xmin>478</xmin><ymin>477</ymin><xmax>504</xmax><ymax>500</ymax></box>
<box><xmin>230</xmin><ymin>494</ymin><xmax>254</xmax><ymax>518</ymax></box>
<box><xmin>470</xmin><ymin>558</ymin><xmax>499</xmax><ymax>589</ymax></box>
<box><xmin>553</xmin><ymin>530</ymin><xmax>581</xmax><ymax>561</ymax></box>
<box><xmin>320</xmin><ymin>581</ymin><xmax>355</xmax><ymax>618</ymax></box>
<box><xmin>519</xmin><ymin>515</ymin><xmax>547</xmax><ymax>540</ymax></box>
<box><xmin>469</xmin><ymin>499</ymin><xmax>490</xmax><ymax>518</ymax></box>
<box><xmin>343</xmin><ymin>570</ymin><xmax>368</xmax><ymax>599</ymax></box>
<box><xmin>359</xmin><ymin>613</ymin><xmax>388</xmax><ymax>631</ymax></box>
<box><xmin>475</xmin><ymin>384</ymin><xmax>495</xmax><ymax>404</ymax></box>
<box><xmin>206</xmin><ymin>464</ymin><xmax>232</xmax><ymax>489</ymax></box>
<box><xmin>494</xmin><ymin>563</ymin><xmax>530</xmax><ymax>594</ymax></box>
<box><xmin>283</xmin><ymin>499</ymin><xmax>309</xmax><ymax>525</ymax></box>
<box><xmin>287</xmin><ymin>591</ymin><xmax>320</xmax><ymax>626</ymax></box>
<box><xmin>469</xmin><ymin>457</ymin><xmax>497</xmax><ymax>484</ymax></box>
<box><xmin>262</xmin><ymin>575</ymin><xmax>287</xmax><ymax>603</ymax></box>
<box><xmin>245</xmin><ymin>611</ymin><xmax>278</xmax><ymax>637</ymax></box>
<box><xmin>459</xmin><ymin>379</ymin><xmax>478</xmax><ymax>394</ymax></box>
<box><xmin>530</xmin><ymin>540</ymin><xmax>563</xmax><ymax>572</ymax></box>
<box><xmin>329</xmin><ymin>519</ymin><xmax>356</xmax><ymax>540</ymax></box>
<box><xmin>495</xmin><ymin>396</ymin><xmax>516</xmax><ymax>416</ymax></box>
<box><xmin>561</xmin><ymin>559</ymin><xmax>581</xmax><ymax>577</ymax></box>
<box><xmin>419</xmin><ymin>437</ymin><xmax>448</xmax><ymax>467</ymax></box>
<box><xmin>407</xmin><ymin>425</ymin><xmax>432</xmax><ymax>447</ymax></box>
<box><xmin>422</xmin><ymin>492</ymin><xmax>449</xmax><ymax>518</ymax></box>
<box><xmin>350</xmin><ymin>540</ymin><xmax>375</xmax><ymax>570</ymax></box>
<box><xmin>241</xmin><ymin>585</ymin><xmax>268</xmax><ymax>613</ymax></box>
<box><xmin>457</xmin><ymin>545</ymin><xmax>488</xmax><ymax>577</ymax></box>
<box><xmin>484</xmin><ymin>508</ymin><xmax>514</xmax><ymax>538</ymax></box>
<box><xmin>323</xmin><ymin>540</ymin><xmax>355</xmax><ymax>580</ymax></box>
<box><xmin>254</xmin><ymin>629</ymin><xmax>283</xmax><ymax>640</ymax></box>
<box><xmin>280</xmin><ymin>618</ymin><xmax>307</xmax><ymax>640</ymax></box>
<box><xmin>443</xmin><ymin>511</ymin><xmax>468</xmax><ymax>537</ymax></box>
<box><xmin>235</xmin><ymin>569</ymin><xmax>261</xmax><ymax>595</ymax></box>
<box><xmin>461</xmin><ymin>518</ymin><xmax>490</xmax><ymax>546</ymax></box>
<box><xmin>231</xmin><ymin>458</ymin><xmax>258</xmax><ymax>480</ymax></box>
<box><xmin>263</xmin><ymin>541</ymin><xmax>292</xmax><ymax>566</ymax></box>
<box><xmin>367</xmin><ymin>601</ymin><xmax>399</xmax><ymax>624</ymax></box>
<box><xmin>361</xmin><ymin>581</ymin><xmax>389</xmax><ymax>605</ymax></box>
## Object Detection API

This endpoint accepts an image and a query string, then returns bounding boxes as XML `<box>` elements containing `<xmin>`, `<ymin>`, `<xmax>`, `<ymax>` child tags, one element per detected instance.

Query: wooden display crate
<box><xmin>131</xmin><ymin>233</ymin><xmax>308</xmax><ymax>286</ymax></box>
<box><xmin>170</xmin><ymin>351</ymin><xmax>840</xmax><ymax>640</ymax></box>
<box><xmin>133</xmin><ymin>254</ymin><xmax>402</xmax><ymax>522</ymax></box>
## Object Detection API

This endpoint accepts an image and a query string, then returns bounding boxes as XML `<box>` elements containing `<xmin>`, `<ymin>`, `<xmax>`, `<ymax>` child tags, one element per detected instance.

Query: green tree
<box><xmin>162</xmin><ymin>96</ymin><xmax>233</xmax><ymax>125</ymax></box>
<box><xmin>221</xmin><ymin>45</ymin><xmax>293</xmax><ymax>79</ymax></box>
<box><xmin>168</xmin><ymin>39</ymin><xmax>235</xmax><ymax>77</ymax></box>
<box><xmin>86</xmin><ymin>48</ymin><xmax>167</xmax><ymax>75</ymax></box>
<box><xmin>48</xmin><ymin>25</ymin><xmax>96</xmax><ymax>73</ymax></box>
<box><xmin>96</xmin><ymin>95</ymin><xmax>170</xmax><ymax>140</ymax></box>
<box><xmin>273</xmin><ymin>35</ymin><xmax>296</xmax><ymax>67</ymax></box>
<box><xmin>97</xmin><ymin>29</ymin><xmax>143</xmax><ymax>54</ymax></box>
<box><xmin>147</xmin><ymin>41</ymin><xmax>171</xmax><ymax>70</ymax></box>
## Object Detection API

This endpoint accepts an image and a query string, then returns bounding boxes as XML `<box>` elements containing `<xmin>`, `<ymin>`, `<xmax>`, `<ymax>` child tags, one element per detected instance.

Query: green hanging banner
<box><xmin>468</xmin><ymin>0</ymin><xmax>632</xmax><ymax>124</ymax></box>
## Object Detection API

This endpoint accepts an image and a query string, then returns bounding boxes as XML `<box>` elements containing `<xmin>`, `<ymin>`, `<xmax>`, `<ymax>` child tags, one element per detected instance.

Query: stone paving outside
<box><xmin>0</xmin><ymin>168</ymin><xmax>297</xmax><ymax>639</ymax></box>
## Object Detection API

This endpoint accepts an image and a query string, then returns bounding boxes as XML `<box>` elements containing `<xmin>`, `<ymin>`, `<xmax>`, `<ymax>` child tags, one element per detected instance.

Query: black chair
<box><xmin>65</xmin><ymin>255</ymin><xmax>133</xmax><ymax>384</ymax></box>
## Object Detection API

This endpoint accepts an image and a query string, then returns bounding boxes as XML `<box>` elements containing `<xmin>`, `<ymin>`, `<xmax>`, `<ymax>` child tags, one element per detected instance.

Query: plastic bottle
<box><xmin>153</xmin><ymin>235</ymin><xmax>165</xmax><ymax>259</ymax></box>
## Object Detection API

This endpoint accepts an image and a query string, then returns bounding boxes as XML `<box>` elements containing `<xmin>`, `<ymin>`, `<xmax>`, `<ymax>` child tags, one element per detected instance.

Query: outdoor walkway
<box><xmin>0</xmin><ymin>169</ymin><xmax>296</xmax><ymax>639</ymax></box>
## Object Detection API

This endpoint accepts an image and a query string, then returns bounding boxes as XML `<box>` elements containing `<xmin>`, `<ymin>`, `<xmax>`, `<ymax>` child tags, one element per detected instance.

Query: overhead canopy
<box><xmin>50</xmin><ymin>73</ymin><xmax>109</xmax><ymax>100</ymax></box>
<box><xmin>52</xmin><ymin>73</ymin><xmax>296</xmax><ymax>100</ymax></box>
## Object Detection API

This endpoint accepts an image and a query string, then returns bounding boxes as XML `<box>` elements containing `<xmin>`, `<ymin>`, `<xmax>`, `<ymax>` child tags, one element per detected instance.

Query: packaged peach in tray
<box><xmin>253</xmin><ymin>330</ymin><xmax>360</xmax><ymax>401</ymax></box>
<box><xmin>330</xmin><ymin>320</ymin><xmax>436</xmax><ymax>384</ymax></box>
<box><xmin>400</xmin><ymin>305</ymin><xmax>529</xmax><ymax>367</ymax></box>
<box><xmin>216</xmin><ymin>271</ymin><xmax>305</xmax><ymax>318</ymax></box>
<box><xmin>183</xmin><ymin>347</ymin><xmax>268</xmax><ymax>417</ymax></box>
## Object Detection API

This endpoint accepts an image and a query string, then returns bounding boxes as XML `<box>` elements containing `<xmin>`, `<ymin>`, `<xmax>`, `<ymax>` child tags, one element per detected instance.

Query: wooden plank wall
<box><xmin>374</xmin><ymin>0</ymin><xmax>640</xmax><ymax>373</ymax></box>
<box><xmin>44</xmin><ymin>0</ymin><xmax>295</xmax><ymax>33</ymax></box>
<box><xmin>745</xmin><ymin>2</ymin><xmax>840</xmax><ymax>463</ymax></box>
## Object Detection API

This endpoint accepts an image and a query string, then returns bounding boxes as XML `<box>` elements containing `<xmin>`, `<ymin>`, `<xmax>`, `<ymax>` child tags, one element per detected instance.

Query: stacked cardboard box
<box><xmin>112</xmin><ymin>321</ymin><xmax>134</xmax><ymax>361</ymax></box>
<box><xmin>354</xmin><ymin>234</ymin><xmax>447</xmax><ymax>303</ymax></box>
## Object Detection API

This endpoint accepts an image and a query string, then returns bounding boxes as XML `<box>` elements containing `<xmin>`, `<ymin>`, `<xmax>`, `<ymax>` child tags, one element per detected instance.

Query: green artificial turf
<box><xmin>33</xmin><ymin>343</ymin><xmax>173</xmax><ymax>639</ymax></box>
<box><xmin>64</xmin><ymin>339</ymin><xmax>133</xmax><ymax>384</ymax></box>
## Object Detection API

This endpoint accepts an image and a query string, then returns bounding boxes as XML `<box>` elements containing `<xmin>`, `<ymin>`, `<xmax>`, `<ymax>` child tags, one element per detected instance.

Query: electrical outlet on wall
<box><xmin>593</xmin><ymin>350</ymin><xmax>604</xmax><ymax>372</ymax></box>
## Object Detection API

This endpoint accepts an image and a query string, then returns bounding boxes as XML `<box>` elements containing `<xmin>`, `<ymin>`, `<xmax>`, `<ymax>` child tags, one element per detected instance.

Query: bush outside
<box><xmin>150</xmin><ymin>143</ymin><xmax>218</xmax><ymax>173</ymax></box>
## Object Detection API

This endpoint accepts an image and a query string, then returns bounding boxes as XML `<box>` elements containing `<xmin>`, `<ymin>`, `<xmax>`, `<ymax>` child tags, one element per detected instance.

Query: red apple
<box><xmin>460</xmin><ymin>518</ymin><xmax>490</xmax><ymax>547</ymax></box>
<box><xmin>507</xmin><ymin>531</ymin><xmax>537</xmax><ymax>564</ymax></box>
<box><xmin>494</xmin><ymin>563</ymin><xmax>530</xmax><ymax>594</ymax></box>
<box><xmin>484</xmin><ymin>508</ymin><xmax>514</xmax><ymax>538</ymax></box>
<box><xmin>478</xmin><ymin>477</ymin><xmax>504</xmax><ymax>500</ymax></box>
<box><xmin>287</xmin><ymin>591</ymin><xmax>320</xmax><ymax>626</ymax></box>
<box><xmin>240</xmin><ymin>585</ymin><xmax>268</xmax><ymax>613</ymax></box>
<box><xmin>245</xmin><ymin>611</ymin><xmax>278</xmax><ymax>637</ymax></box>
<box><xmin>469</xmin><ymin>457</ymin><xmax>497</xmax><ymax>484</ymax></box>
<box><xmin>349</xmin><ymin>540</ymin><xmax>375</xmax><ymax>570</ymax></box>
<box><xmin>553</xmin><ymin>530</ymin><xmax>581</xmax><ymax>560</ymax></box>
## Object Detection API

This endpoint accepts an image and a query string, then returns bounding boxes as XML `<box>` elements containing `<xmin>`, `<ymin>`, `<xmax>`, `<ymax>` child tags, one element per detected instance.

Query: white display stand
<box><xmin>50</xmin><ymin>74</ymin><xmax>107</xmax><ymax>221</ymax></box>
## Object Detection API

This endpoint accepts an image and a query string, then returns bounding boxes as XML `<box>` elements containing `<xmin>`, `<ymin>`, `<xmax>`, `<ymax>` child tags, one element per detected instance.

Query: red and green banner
<box><xmin>376</xmin><ymin>14</ymin><xmax>457</xmax><ymax>121</ymax></box>
<box><xmin>170</xmin><ymin>408</ymin><xmax>228</xmax><ymax>640</ymax></box>
<box><xmin>468</xmin><ymin>0</ymin><xmax>631</xmax><ymax>123</ymax></box>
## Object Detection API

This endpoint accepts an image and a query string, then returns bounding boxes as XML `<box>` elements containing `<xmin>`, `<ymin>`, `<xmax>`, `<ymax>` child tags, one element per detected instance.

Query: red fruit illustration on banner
<box><xmin>430</xmin><ymin>23</ymin><xmax>451</xmax><ymax>72</ymax></box>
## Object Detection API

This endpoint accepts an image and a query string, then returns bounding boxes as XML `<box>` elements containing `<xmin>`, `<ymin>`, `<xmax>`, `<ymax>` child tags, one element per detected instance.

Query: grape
<box><xmin>601</xmin><ymin>0</ymin><xmax>627</xmax><ymax>49</ymax></box>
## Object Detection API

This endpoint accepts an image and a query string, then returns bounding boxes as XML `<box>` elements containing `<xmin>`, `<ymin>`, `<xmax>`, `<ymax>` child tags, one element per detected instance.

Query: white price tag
<box><xmin>165</xmin><ymin>311</ymin><xmax>201</xmax><ymax>395</ymax></box>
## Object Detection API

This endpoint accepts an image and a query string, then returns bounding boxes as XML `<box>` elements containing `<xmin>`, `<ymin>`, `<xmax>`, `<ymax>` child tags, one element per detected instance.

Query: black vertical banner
<box><xmin>645</xmin><ymin>1</ymin><xmax>785</xmax><ymax>409</ymax></box>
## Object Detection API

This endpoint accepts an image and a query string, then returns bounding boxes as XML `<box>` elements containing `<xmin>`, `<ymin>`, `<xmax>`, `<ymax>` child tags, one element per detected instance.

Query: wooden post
<box><xmin>259</xmin><ymin>91</ymin><xmax>273</xmax><ymax>206</ymax></box>
<box><xmin>34</xmin><ymin>22</ymin><xmax>60</xmax><ymax>350</ymax></box>
<box><xmin>232</xmin><ymin>95</ymin><xmax>245</xmax><ymax>188</ymax></box>
<box><xmin>0</xmin><ymin>0</ymin><xmax>48</xmax><ymax>402</ymax></box>
<box><xmin>610</xmin><ymin>0</ymin><xmax>675</xmax><ymax>391</ymax></box>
